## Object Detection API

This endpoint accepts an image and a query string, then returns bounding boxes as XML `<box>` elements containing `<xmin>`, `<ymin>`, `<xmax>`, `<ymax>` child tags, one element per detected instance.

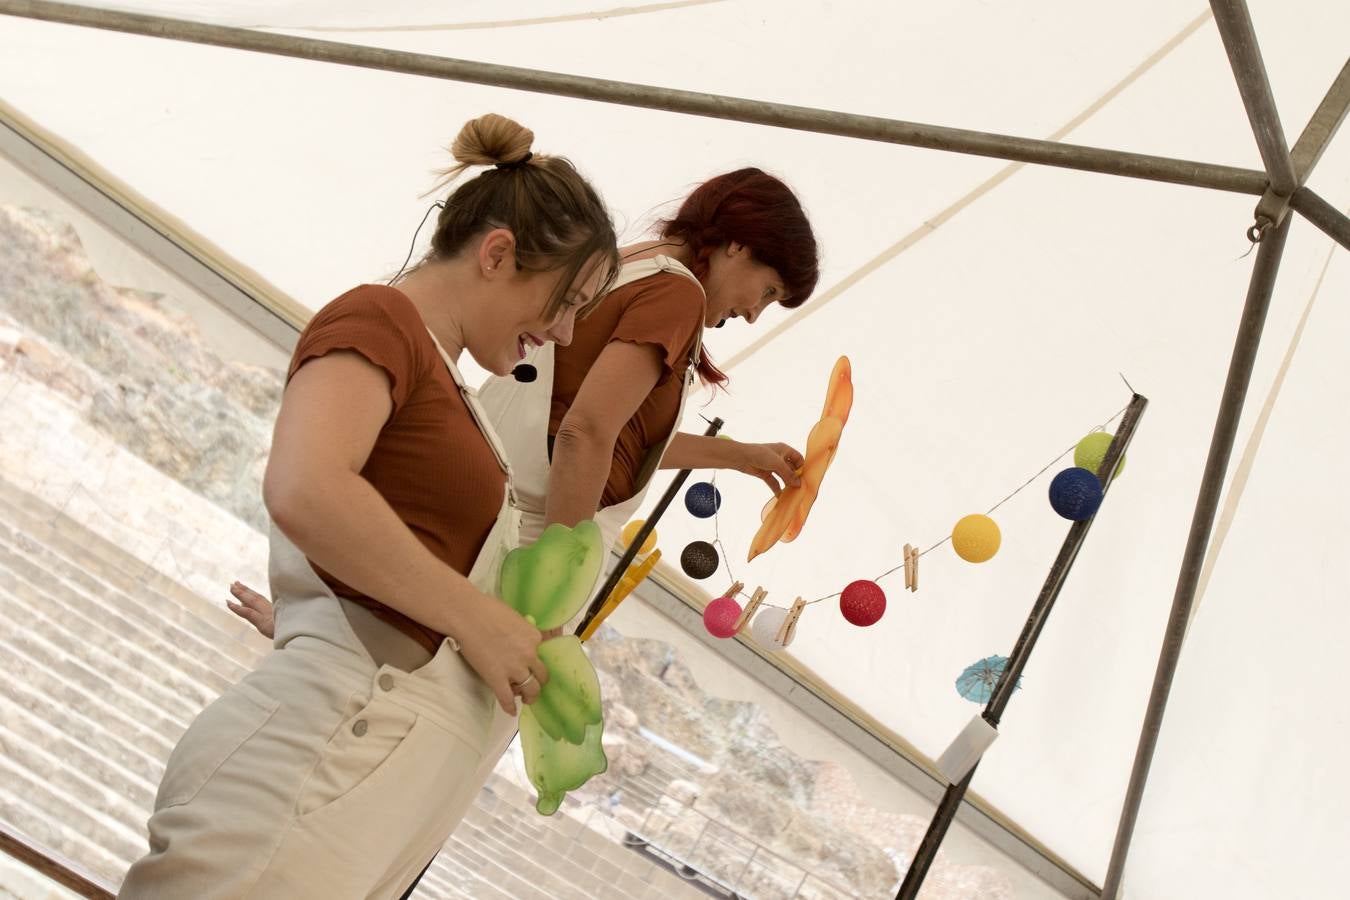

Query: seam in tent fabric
<box><xmin>1186</xmin><ymin>224</ymin><xmax>1342</xmax><ymax>636</ymax></box>
<box><xmin>248</xmin><ymin>0</ymin><xmax>729</xmax><ymax>34</ymax></box>
<box><xmin>723</xmin><ymin>7</ymin><xmax>1216</xmax><ymax>373</ymax></box>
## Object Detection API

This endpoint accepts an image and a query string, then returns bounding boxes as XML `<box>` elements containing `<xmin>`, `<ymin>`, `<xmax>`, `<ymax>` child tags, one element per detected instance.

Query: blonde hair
<box><xmin>422</xmin><ymin>114</ymin><xmax>618</xmax><ymax>316</ymax></box>
<box><xmin>439</xmin><ymin>113</ymin><xmax>535</xmax><ymax>179</ymax></box>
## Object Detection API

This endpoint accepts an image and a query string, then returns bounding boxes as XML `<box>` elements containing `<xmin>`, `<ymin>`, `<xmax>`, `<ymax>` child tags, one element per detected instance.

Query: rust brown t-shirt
<box><xmin>286</xmin><ymin>284</ymin><xmax>505</xmax><ymax>652</ymax></box>
<box><xmin>550</xmin><ymin>271</ymin><xmax>705</xmax><ymax>506</ymax></box>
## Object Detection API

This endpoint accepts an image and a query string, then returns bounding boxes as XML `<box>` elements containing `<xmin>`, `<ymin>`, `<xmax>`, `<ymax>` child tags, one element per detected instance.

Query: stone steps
<box><xmin>0</xmin><ymin>763</ymin><xmax>135</xmax><ymax>885</ymax></box>
<box><xmin>0</xmin><ymin>724</ymin><xmax>145</xmax><ymax>859</ymax></box>
<box><xmin>1</xmin><ymin>631</ymin><xmax>178</xmax><ymax>762</ymax></box>
<box><xmin>0</xmin><ymin>486</ymin><xmax>263</xmax><ymax>680</ymax></box>
<box><xmin>0</xmin><ymin>690</ymin><xmax>155</xmax><ymax>819</ymax></box>
<box><xmin>0</xmin><ymin>563</ymin><xmax>206</xmax><ymax>726</ymax></box>
<box><xmin>0</xmin><ymin>478</ymin><xmax>265</xmax><ymax>668</ymax></box>
<box><xmin>0</xmin><ymin>476</ymin><xmax>712</xmax><ymax>898</ymax></box>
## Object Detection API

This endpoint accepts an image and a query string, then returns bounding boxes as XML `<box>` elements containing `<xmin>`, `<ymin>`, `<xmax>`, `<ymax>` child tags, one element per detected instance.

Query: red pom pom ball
<box><xmin>840</xmin><ymin>580</ymin><xmax>886</xmax><ymax>627</ymax></box>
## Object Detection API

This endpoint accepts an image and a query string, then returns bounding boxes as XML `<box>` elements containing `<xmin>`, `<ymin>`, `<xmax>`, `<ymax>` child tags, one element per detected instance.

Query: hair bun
<box><xmin>450</xmin><ymin>113</ymin><xmax>535</xmax><ymax>168</ymax></box>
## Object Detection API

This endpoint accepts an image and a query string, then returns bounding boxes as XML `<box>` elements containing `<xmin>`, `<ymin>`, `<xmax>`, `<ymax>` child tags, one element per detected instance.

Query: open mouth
<box><xmin>517</xmin><ymin>333</ymin><xmax>544</xmax><ymax>358</ymax></box>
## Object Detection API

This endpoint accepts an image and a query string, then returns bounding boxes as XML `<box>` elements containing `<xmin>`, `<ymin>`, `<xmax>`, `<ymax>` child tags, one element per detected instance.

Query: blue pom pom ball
<box><xmin>1049</xmin><ymin>467</ymin><xmax>1104</xmax><ymax>521</ymax></box>
<box><xmin>684</xmin><ymin>482</ymin><xmax>722</xmax><ymax>519</ymax></box>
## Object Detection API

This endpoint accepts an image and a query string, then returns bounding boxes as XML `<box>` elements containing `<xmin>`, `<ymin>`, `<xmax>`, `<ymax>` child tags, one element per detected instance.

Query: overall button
<box><xmin>352</xmin><ymin>719</ymin><xmax>368</xmax><ymax>737</ymax></box>
<box><xmin>378</xmin><ymin>674</ymin><xmax>395</xmax><ymax>692</ymax></box>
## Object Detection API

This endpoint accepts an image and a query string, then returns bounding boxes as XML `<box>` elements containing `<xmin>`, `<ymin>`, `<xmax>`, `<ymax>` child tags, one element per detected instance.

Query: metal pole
<box><xmin>574</xmin><ymin>417</ymin><xmax>723</xmax><ymax>637</ymax></box>
<box><xmin>1290</xmin><ymin>188</ymin><xmax>1349</xmax><ymax>249</ymax></box>
<box><xmin>1209</xmin><ymin>0</ymin><xmax>1298</xmax><ymax>195</ymax></box>
<box><xmin>0</xmin><ymin>0</ymin><xmax>1272</xmax><ymax>196</ymax></box>
<box><xmin>1099</xmin><ymin>215</ymin><xmax>1292</xmax><ymax>900</ymax></box>
<box><xmin>1289</xmin><ymin>58</ymin><xmax>1350</xmax><ymax>183</ymax></box>
<box><xmin>897</xmin><ymin>394</ymin><xmax>1149</xmax><ymax>900</ymax></box>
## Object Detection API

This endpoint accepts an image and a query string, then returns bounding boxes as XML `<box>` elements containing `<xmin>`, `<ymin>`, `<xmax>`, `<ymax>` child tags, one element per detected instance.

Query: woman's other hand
<box><xmin>227</xmin><ymin>582</ymin><xmax>276</xmax><ymax>640</ymax></box>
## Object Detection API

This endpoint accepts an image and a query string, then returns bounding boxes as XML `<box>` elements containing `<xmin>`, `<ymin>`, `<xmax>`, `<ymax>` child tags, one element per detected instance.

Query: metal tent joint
<box><xmin>1246</xmin><ymin>215</ymin><xmax>1274</xmax><ymax>244</ymax></box>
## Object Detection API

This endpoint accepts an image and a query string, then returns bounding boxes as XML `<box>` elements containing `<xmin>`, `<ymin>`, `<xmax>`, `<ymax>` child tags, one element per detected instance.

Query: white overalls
<box><xmin>477</xmin><ymin>255</ymin><xmax>707</xmax><ymax>606</ymax></box>
<box><xmin>121</xmin><ymin>336</ymin><xmax>527</xmax><ymax>899</ymax></box>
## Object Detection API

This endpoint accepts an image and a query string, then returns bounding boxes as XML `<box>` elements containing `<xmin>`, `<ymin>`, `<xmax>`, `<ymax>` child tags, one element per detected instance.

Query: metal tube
<box><xmin>1290</xmin><ymin>58</ymin><xmax>1350</xmax><ymax>183</ymax></box>
<box><xmin>1291</xmin><ymin>187</ymin><xmax>1350</xmax><ymax>249</ymax></box>
<box><xmin>897</xmin><ymin>768</ymin><xmax>978</xmax><ymax>897</ymax></box>
<box><xmin>1209</xmin><ymin>1</ymin><xmax>1298</xmax><ymax>194</ymax></box>
<box><xmin>987</xmin><ymin>395</ymin><xmax>1147</xmax><ymax>722</ymax></box>
<box><xmin>898</xmin><ymin>395</ymin><xmax>1149</xmax><ymax>900</ymax></box>
<box><xmin>0</xmin><ymin>0</ymin><xmax>1270</xmax><ymax>196</ymax></box>
<box><xmin>1099</xmin><ymin>215</ymin><xmax>1292</xmax><ymax>900</ymax></box>
<box><xmin>574</xmin><ymin>417</ymin><xmax>723</xmax><ymax>637</ymax></box>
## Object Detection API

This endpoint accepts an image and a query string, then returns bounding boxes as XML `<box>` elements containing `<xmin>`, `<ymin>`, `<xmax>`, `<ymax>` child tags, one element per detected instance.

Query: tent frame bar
<box><xmin>1</xmin><ymin>1</ymin><xmax>1346</xmax><ymax>896</ymax></box>
<box><xmin>1290</xmin><ymin>58</ymin><xmax>1350</xmax><ymax>186</ymax></box>
<box><xmin>1</xmin><ymin>1</ymin><xmax>1347</xmax><ymax>239</ymax></box>
<box><xmin>1100</xmin><ymin>213</ymin><xmax>1292</xmax><ymax>900</ymax></box>
<box><xmin>1101</xmin><ymin>2</ymin><xmax>1307</xmax><ymax>890</ymax></box>
<box><xmin>1210</xmin><ymin>1</ymin><xmax>1298</xmax><ymax>196</ymax></box>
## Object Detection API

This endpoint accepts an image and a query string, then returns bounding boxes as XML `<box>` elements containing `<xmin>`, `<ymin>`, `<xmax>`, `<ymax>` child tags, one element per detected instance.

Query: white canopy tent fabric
<box><xmin>0</xmin><ymin>2</ymin><xmax>1345</xmax><ymax>897</ymax></box>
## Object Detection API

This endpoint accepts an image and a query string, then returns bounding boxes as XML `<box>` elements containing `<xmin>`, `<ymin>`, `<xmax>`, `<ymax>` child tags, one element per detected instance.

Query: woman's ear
<box><xmin>478</xmin><ymin>227</ymin><xmax>517</xmax><ymax>276</ymax></box>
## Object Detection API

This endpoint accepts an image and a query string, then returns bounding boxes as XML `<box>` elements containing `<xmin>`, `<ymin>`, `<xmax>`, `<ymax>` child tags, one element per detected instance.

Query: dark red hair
<box><xmin>659</xmin><ymin>168</ymin><xmax>819</xmax><ymax>387</ymax></box>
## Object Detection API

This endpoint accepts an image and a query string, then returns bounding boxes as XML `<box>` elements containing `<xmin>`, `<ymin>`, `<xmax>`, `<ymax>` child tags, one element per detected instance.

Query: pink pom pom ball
<box><xmin>703</xmin><ymin>596</ymin><xmax>743</xmax><ymax>639</ymax></box>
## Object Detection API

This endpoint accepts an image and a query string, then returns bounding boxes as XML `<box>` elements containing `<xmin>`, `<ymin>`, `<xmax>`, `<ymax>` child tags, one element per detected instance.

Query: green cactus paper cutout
<box><xmin>529</xmin><ymin>636</ymin><xmax>602</xmax><ymax>744</ymax></box>
<box><xmin>500</xmin><ymin>521</ymin><xmax>604</xmax><ymax>630</ymax></box>
<box><xmin>520</xmin><ymin>708</ymin><xmax>607</xmax><ymax>816</ymax></box>
<box><xmin>499</xmin><ymin>521</ymin><xmax>609</xmax><ymax>814</ymax></box>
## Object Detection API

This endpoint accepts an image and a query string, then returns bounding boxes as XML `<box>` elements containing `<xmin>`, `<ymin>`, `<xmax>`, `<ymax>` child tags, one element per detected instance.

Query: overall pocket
<box><xmin>295</xmin><ymin>692</ymin><xmax>418</xmax><ymax>819</ymax></box>
<box><xmin>156</xmin><ymin>681</ymin><xmax>280</xmax><ymax>809</ymax></box>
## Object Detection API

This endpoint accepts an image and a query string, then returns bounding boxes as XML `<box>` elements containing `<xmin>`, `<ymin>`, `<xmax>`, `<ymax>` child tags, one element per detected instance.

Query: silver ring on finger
<box><xmin>511</xmin><ymin>672</ymin><xmax>537</xmax><ymax>693</ymax></box>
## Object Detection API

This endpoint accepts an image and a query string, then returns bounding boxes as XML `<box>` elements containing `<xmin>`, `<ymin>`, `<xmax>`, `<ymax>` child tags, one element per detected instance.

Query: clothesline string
<box><xmin>702</xmin><ymin>402</ymin><xmax>1130</xmax><ymax>610</ymax></box>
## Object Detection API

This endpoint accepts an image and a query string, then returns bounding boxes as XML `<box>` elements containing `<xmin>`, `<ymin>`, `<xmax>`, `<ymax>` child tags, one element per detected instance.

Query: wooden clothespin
<box><xmin>722</xmin><ymin>580</ymin><xmax>745</xmax><ymax>601</ymax></box>
<box><xmin>775</xmin><ymin>597</ymin><xmax>807</xmax><ymax>648</ymax></box>
<box><xmin>734</xmin><ymin>587</ymin><xmax>768</xmax><ymax>633</ymax></box>
<box><xmin>904</xmin><ymin>544</ymin><xmax>920</xmax><ymax>593</ymax></box>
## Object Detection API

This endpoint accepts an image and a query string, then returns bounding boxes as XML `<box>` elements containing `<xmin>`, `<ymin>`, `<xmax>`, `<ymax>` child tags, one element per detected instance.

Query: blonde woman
<box><xmin>120</xmin><ymin>114</ymin><xmax>618</xmax><ymax>899</ymax></box>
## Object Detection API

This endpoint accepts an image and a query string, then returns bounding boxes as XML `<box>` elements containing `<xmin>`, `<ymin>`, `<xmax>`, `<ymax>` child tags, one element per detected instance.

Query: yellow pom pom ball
<box><xmin>620</xmin><ymin>519</ymin><xmax>658</xmax><ymax>555</ymax></box>
<box><xmin>1074</xmin><ymin>432</ymin><xmax>1125</xmax><ymax>479</ymax></box>
<box><xmin>952</xmin><ymin>514</ymin><xmax>1001</xmax><ymax>563</ymax></box>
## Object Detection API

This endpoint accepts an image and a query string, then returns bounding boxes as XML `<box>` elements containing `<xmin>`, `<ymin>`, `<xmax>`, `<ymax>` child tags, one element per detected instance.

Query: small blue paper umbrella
<box><xmin>955</xmin><ymin>655</ymin><xmax>1022</xmax><ymax>704</ymax></box>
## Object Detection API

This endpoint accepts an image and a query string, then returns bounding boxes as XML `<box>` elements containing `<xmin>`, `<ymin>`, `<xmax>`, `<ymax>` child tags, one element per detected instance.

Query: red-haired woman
<box><xmin>485</xmin><ymin>166</ymin><xmax>820</xmax><ymax>557</ymax></box>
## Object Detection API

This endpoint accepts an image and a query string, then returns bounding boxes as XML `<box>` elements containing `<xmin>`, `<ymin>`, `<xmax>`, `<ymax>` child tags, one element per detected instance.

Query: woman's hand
<box><xmin>733</xmin><ymin>442</ymin><xmax>805</xmax><ymax>495</ymax></box>
<box><xmin>227</xmin><ymin>582</ymin><xmax>276</xmax><ymax>640</ymax></box>
<box><xmin>453</xmin><ymin>592</ymin><xmax>552</xmax><ymax>715</ymax></box>
<box><xmin>660</xmin><ymin>434</ymin><xmax>804</xmax><ymax>496</ymax></box>
<box><xmin>226</xmin><ymin>579</ymin><xmax>547</xmax><ymax>714</ymax></box>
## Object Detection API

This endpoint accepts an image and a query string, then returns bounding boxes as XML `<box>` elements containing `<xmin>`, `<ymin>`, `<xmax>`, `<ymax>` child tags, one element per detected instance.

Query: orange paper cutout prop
<box><xmin>748</xmin><ymin>356</ymin><xmax>853</xmax><ymax>561</ymax></box>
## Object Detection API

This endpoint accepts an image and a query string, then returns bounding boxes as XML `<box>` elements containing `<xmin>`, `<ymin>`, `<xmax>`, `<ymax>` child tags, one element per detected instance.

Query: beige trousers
<box><xmin>121</xmin><ymin>336</ymin><xmax>528</xmax><ymax>899</ymax></box>
<box><xmin>119</xmin><ymin>521</ymin><xmax>521</xmax><ymax>899</ymax></box>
